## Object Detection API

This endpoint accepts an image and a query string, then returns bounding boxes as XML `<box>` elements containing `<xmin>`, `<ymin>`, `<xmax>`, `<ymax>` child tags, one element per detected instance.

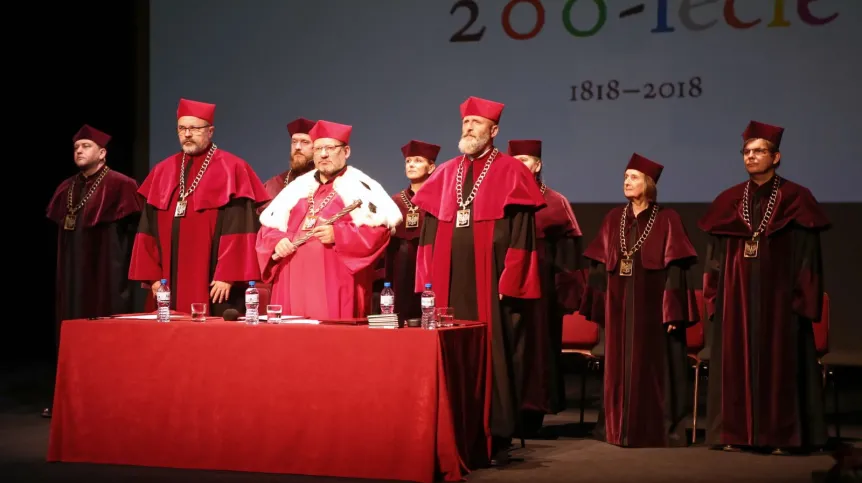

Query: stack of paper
<box><xmin>367</xmin><ymin>313</ymin><xmax>398</xmax><ymax>329</ymax></box>
<box><xmin>280</xmin><ymin>318</ymin><xmax>320</xmax><ymax>325</ymax></box>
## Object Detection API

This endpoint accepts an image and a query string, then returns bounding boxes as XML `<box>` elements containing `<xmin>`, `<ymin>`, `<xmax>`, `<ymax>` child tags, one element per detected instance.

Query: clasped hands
<box><xmin>272</xmin><ymin>225</ymin><xmax>335</xmax><ymax>260</ymax></box>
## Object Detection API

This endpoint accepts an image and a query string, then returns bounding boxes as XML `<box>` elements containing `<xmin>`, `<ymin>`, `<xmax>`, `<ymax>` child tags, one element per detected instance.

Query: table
<box><xmin>47</xmin><ymin>317</ymin><xmax>489</xmax><ymax>483</ymax></box>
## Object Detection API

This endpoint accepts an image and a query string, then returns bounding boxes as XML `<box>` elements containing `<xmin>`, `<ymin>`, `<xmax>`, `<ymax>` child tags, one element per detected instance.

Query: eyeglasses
<box><xmin>177</xmin><ymin>125</ymin><xmax>210</xmax><ymax>134</ymax></box>
<box><xmin>741</xmin><ymin>148</ymin><xmax>770</xmax><ymax>156</ymax></box>
<box><xmin>313</xmin><ymin>144</ymin><xmax>345</xmax><ymax>154</ymax></box>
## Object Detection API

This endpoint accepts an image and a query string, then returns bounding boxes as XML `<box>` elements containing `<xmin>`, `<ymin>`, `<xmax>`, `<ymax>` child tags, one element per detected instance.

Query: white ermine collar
<box><xmin>260</xmin><ymin>166</ymin><xmax>403</xmax><ymax>233</ymax></box>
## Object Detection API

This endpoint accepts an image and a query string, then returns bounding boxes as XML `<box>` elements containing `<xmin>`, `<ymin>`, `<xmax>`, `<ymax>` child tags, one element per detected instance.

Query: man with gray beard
<box><xmin>411</xmin><ymin>96</ymin><xmax>546</xmax><ymax>466</ymax></box>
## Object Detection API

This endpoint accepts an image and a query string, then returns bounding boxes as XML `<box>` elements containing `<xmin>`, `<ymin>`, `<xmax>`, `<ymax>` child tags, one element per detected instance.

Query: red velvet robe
<box><xmin>382</xmin><ymin>188</ymin><xmax>424</xmax><ymax>322</ymax></box>
<box><xmin>257</xmin><ymin>168</ymin><xmax>311</xmax><ymax>295</ymax></box>
<box><xmin>521</xmin><ymin>184</ymin><xmax>584</xmax><ymax>426</ymax></box>
<box><xmin>129</xmin><ymin>146</ymin><xmax>270</xmax><ymax>316</ymax></box>
<box><xmin>412</xmin><ymin>146</ymin><xmax>546</xmax><ymax>461</ymax></box>
<box><xmin>581</xmin><ymin>203</ymin><xmax>699</xmax><ymax>448</ymax></box>
<box><xmin>46</xmin><ymin>165</ymin><xmax>142</xmax><ymax>348</ymax></box>
<box><xmin>256</xmin><ymin>169</ymin><xmax>392</xmax><ymax>319</ymax></box>
<box><xmin>698</xmin><ymin>176</ymin><xmax>830</xmax><ymax>450</ymax></box>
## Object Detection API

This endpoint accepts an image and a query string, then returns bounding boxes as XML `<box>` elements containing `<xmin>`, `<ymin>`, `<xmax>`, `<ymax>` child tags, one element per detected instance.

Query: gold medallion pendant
<box><xmin>406</xmin><ymin>212</ymin><xmax>419</xmax><ymax>229</ymax></box>
<box><xmin>744</xmin><ymin>239</ymin><xmax>759</xmax><ymax>258</ymax></box>
<box><xmin>619</xmin><ymin>258</ymin><xmax>634</xmax><ymax>277</ymax></box>
<box><xmin>174</xmin><ymin>200</ymin><xmax>188</xmax><ymax>218</ymax></box>
<box><xmin>302</xmin><ymin>216</ymin><xmax>318</xmax><ymax>231</ymax></box>
<box><xmin>63</xmin><ymin>214</ymin><xmax>77</xmax><ymax>231</ymax></box>
<box><xmin>456</xmin><ymin>209</ymin><xmax>470</xmax><ymax>228</ymax></box>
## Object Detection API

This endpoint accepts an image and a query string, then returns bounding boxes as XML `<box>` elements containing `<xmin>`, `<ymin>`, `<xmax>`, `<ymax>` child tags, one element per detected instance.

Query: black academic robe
<box><xmin>382</xmin><ymin>188</ymin><xmax>424</xmax><ymax>322</ymax></box>
<box><xmin>521</xmin><ymin>184</ymin><xmax>584</xmax><ymax>428</ymax></box>
<box><xmin>581</xmin><ymin>203</ymin><xmax>699</xmax><ymax>448</ymax></box>
<box><xmin>699</xmin><ymin>176</ymin><xmax>830</xmax><ymax>450</ymax></box>
<box><xmin>46</xmin><ymin>165</ymin><xmax>143</xmax><ymax>349</ymax></box>
<box><xmin>412</xmin><ymin>146</ymin><xmax>546</xmax><ymax>461</ymax></box>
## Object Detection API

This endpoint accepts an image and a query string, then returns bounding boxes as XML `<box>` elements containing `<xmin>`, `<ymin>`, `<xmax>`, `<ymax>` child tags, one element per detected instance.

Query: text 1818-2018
<box><xmin>570</xmin><ymin>77</ymin><xmax>702</xmax><ymax>101</ymax></box>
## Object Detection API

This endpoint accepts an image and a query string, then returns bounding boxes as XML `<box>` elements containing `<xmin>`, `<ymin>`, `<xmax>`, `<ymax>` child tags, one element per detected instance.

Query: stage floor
<box><xmin>2</xmin><ymin>360</ymin><xmax>859</xmax><ymax>483</ymax></box>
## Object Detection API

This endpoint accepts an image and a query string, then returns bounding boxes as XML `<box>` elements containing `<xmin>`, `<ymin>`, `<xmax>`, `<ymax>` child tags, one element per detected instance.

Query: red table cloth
<box><xmin>47</xmin><ymin>317</ymin><xmax>488</xmax><ymax>482</ymax></box>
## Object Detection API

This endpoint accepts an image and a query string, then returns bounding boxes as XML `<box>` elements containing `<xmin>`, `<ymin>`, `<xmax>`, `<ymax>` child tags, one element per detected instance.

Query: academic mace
<box><xmin>272</xmin><ymin>199</ymin><xmax>363</xmax><ymax>260</ymax></box>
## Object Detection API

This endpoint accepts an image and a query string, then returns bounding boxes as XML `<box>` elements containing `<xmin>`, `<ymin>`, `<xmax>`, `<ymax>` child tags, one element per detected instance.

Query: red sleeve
<box><xmin>553</xmin><ymin>235</ymin><xmax>585</xmax><ymax>312</ymax></box>
<box><xmin>255</xmin><ymin>226</ymin><xmax>289</xmax><ymax>283</ymax></box>
<box><xmin>702</xmin><ymin>235</ymin><xmax>722</xmax><ymax>321</ymax></box>
<box><xmin>128</xmin><ymin>203</ymin><xmax>162</xmax><ymax>284</ymax></box>
<box><xmin>415</xmin><ymin>214</ymin><xmax>438</xmax><ymax>293</ymax></box>
<box><xmin>792</xmin><ymin>229</ymin><xmax>825</xmax><ymax>321</ymax></box>
<box><xmin>579</xmin><ymin>266</ymin><xmax>606</xmax><ymax>326</ymax></box>
<box><xmin>212</xmin><ymin>198</ymin><xmax>263</xmax><ymax>282</ymax></box>
<box><xmin>498</xmin><ymin>208</ymin><xmax>541</xmax><ymax>299</ymax></box>
<box><xmin>662</xmin><ymin>262</ymin><xmax>700</xmax><ymax>327</ymax></box>
<box><xmin>333</xmin><ymin>222</ymin><xmax>391</xmax><ymax>275</ymax></box>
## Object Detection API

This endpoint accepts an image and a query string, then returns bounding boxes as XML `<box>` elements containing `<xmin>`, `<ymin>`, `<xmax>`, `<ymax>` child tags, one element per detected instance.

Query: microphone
<box><xmin>223</xmin><ymin>308</ymin><xmax>240</xmax><ymax>321</ymax></box>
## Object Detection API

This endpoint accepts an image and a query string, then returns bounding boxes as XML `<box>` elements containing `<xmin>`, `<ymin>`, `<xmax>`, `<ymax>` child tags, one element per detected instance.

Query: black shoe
<box><xmin>489</xmin><ymin>448</ymin><xmax>510</xmax><ymax>467</ymax></box>
<box><xmin>41</xmin><ymin>407</ymin><xmax>52</xmax><ymax>418</ymax></box>
<box><xmin>489</xmin><ymin>436</ymin><xmax>513</xmax><ymax>466</ymax></box>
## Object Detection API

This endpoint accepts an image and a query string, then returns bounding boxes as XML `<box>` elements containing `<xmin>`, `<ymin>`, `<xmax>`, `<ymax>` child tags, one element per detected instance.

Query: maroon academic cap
<box><xmin>309</xmin><ymin>120</ymin><xmax>352</xmax><ymax>144</ymax></box>
<box><xmin>73</xmin><ymin>124</ymin><xmax>111</xmax><ymax>147</ymax></box>
<box><xmin>626</xmin><ymin>153</ymin><xmax>664</xmax><ymax>183</ymax></box>
<box><xmin>286</xmin><ymin>117</ymin><xmax>316</xmax><ymax>136</ymax></box>
<box><xmin>401</xmin><ymin>140</ymin><xmax>441</xmax><ymax>162</ymax></box>
<box><xmin>177</xmin><ymin>98</ymin><xmax>215</xmax><ymax>124</ymax></box>
<box><xmin>742</xmin><ymin>120</ymin><xmax>784</xmax><ymax>148</ymax></box>
<box><xmin>460</xmin><ymin>96</ymin><xmax>505</xmax><ymax>123</ymax></box>
<box><xmin>508</xmin><ymin>139</ymin><xmax>542</xmax><ymax>158</ymax></box>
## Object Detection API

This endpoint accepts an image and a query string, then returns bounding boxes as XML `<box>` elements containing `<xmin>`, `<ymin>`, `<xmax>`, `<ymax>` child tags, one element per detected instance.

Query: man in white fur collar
<box><xmin>256</xmin><ymin>120</ymin><xmax>402</xmax><ymax>320</ymax></box>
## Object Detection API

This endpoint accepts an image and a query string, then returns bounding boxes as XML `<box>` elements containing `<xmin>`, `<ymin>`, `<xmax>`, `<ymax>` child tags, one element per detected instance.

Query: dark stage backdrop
<box><xmin>13</xmin><ymin>1</ymin><xmax>858</xmax><ymax>365</ymax></box>
<box><xmin>7</xmin><ymin>1</ymin><xmax>148</xmax><ymax>363</ymax></box>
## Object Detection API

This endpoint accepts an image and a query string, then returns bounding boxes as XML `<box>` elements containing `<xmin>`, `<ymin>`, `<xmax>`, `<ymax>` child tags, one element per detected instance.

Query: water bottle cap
<box><xmin>425</xmin><ymin>283</ymin><xmax>432</xmax><ymax>289</ymax></box>
<box><xmin>160</xmin><ymin>279</ymin><xmax>167</xmax><ymax>284</ymax></box>
<box><xmin>249</xmin><ymin>281</ymin><xmax>255</xmax><ymax>286</ymax></box>
<box><xmin>384</xmin><ymin>282</ymin><xmax>391</xmax><ymax>287</ymax></box>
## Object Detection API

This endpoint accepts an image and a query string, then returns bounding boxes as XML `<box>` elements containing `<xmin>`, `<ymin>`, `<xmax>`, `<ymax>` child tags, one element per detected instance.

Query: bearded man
<box><xmin>411</xmin><ymin>96</ymin><xmax>546</xmax><ymax>465</ymax></box>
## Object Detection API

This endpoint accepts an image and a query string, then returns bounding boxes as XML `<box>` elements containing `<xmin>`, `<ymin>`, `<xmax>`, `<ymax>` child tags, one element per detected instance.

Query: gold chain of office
<box><xmin>178</xmin><ymin>143</ymin><xmax>218</xmax><ymax>201</ymax></box>
<box><xmin>455</xmin><ymin>148</ymin><xmax>498</xmax><ymax>209</ymax></box>
<box><xmin>66</xmin><ymin>166</ymin><xmax>110</xmax><ymax>215</ymax></box>
<box><xmin>399</xmin><ymin>190</ymin><xmax>418</xmax><ymax>213</ymax></box>
<box><xmin>742</xmin><ymin>175</ymin><xmax>780</xmax><ymax>238</ymax></box>
<box><xmin>619</xmin><ymin>203</ymin><xmax>658</xmax><ymax>259</ymax></box>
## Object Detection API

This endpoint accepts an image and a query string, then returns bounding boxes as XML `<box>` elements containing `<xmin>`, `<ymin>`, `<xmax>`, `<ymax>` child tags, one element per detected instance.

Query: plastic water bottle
<box><xmin>156</xmin><ymin>279</ymin><xmax>170</xmax><ymax>323</ymax></box>
<box><xmin>380</xmin><ymin>282</ymin><xmax>395</xmax><ymax>314</ymax></box>
<box><xmin>421</xmin><ymin>283</ymin><xmax>436</xmax><ymax>329</ymax></box>
<box><xmin>245</xmin><ymin>281</ymin><xmax>259</xmax><ymax>324</ymax></box>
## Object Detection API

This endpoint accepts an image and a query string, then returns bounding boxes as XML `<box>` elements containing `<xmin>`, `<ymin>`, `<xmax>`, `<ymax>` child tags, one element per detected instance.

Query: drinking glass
<box><xmin>190</xmin><ymin>303</ymin><xmax>207</xmax><ymax>322</ymax></box>
<box><xmin>436</xmin><ymin>307</ymin><xmax>455</xmax><ymax>327</ymax></box>
<box><xmin>266</xmin><ymin>304</ymin><xmax>283</xmax><ymax>324</ymax></box>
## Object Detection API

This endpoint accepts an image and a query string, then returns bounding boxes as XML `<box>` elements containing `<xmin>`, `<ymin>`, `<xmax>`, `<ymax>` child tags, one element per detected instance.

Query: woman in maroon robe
<box><xmin>581</xmin><ymin>153</ymin><xmax>699</xmax><ymax>448</ymax></box>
